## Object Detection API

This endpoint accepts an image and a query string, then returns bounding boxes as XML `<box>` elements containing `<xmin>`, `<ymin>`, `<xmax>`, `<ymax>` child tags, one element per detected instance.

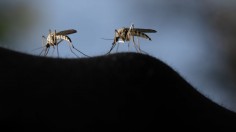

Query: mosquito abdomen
<box><xmin>131</xmin><ymin>31</ymin><xmax>152</xmax><ymax>40</ymax></box>
<box><xmin>56</xmin><ymin>35</ymin><xmax>72</xmax><ymax>43</ymax></box>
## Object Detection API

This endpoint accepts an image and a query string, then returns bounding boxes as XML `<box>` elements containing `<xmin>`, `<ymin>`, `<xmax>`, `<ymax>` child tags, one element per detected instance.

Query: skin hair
<box><xmin>0</xmin><ymin>47</ymin><xmax>236</xmax><ymax>131</ymax></box>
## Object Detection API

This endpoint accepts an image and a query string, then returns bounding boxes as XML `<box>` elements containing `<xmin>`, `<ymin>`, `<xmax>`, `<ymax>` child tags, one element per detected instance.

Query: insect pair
<box><xmin>39</xmin><ymin>29</ymin><xmax>89</xmax><ymax>57</ymax></box>
<box><xmin>106</xmin><ymin>24</ymin><xmax>157</xmax><ymax>54</ymax></box>
<box><xmin>37</xmin><ymin>24</ymin><xmax>156</xmax><ymax>57</ymax></box>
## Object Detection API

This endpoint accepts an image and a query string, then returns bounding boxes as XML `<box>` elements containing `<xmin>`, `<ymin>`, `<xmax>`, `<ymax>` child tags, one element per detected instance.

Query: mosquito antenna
<box><xmin>101</xmin><ymin>38</ymin><xmax>113</xmax><ymax>40</ymax></box>
<box><xmin>33</xmin><ymin>35</ymin><xmax>48</xmax><ymax>52</ymax></box>
<box><xmin>32</xmin><ymin>45</ymin><xmax>46</xmax><ymax>51</ymax></box>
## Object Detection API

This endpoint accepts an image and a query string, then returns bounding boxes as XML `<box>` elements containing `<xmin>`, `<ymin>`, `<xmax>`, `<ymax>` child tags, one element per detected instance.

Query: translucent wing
<box><xmin>125</xmin><ymin>28</ymin><xmax>157</xmax><ymax>33</ymax></box>
<box><xmin>56</xmin><ymin>29</ymin><xmax>77</xmax><ymax>35</ymax></box>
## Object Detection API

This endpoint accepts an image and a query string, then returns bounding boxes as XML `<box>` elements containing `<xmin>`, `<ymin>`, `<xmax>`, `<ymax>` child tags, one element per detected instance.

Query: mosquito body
<box><xmin>40</xmin><ymin>29</ymin><xmax>89</xmax><ymax>57</ymax></box>
<box><xmin>107</xmin><ymin>24</ymin><xmax>156</xmax><ymax>54</ymax></box>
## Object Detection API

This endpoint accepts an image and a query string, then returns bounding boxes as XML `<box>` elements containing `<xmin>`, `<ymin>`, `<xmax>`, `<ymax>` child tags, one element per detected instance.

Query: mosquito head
<box><xmin>46</xmin><ymin>43</ymin><xmax>50</xmax><ymax>48</ymax></box>
<box><xmin>114</xmin><ymin>29</ymin><xmax>119</xmax><ymax>37</ymax></box>
<box><xmin>112</xmin><ymin>37</ymin><xmax>119</xmax><ymax>45</ymax></box>
<box><xmin>112</xmin><ymin>29</ymin><xmax>118</xmax><ymax>45</ymax></box>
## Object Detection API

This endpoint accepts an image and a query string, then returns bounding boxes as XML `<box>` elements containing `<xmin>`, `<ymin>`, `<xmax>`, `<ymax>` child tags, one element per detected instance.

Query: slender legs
<box><xmin>107</xmin><ymin>23</ymin><xmax>147</xmax><ymax>54</ymax></box>
<box><xmin>39</xmin><ymin>29</ymin><xmax>89</xmax><ymax>58</ymax></box>
<box><xmin>106</xmin><ymin>44</ymin><xmax>116</xmax><ymax>55</ymax></box>
<box><xmin>40</xmin><ymin>35</ymin><xmax>47</xmax><ymax>56</ymax></box>
<box><xmin>67</xmin><ymin>42</ymin><xmax>90</xmax><ymax>57</ymax></box>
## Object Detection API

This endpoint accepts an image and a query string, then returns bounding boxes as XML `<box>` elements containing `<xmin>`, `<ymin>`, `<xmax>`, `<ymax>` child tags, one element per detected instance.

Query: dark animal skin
<box><xmin>0</xmin><ymin>47</ymin><xmax>235</xmax><ymax>131</ymax></box>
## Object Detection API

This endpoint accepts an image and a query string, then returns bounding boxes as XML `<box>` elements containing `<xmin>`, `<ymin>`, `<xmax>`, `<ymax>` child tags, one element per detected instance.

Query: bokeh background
<box><xmin>1</xmin><ymin>0</ymin><xmax>236</xmax><ymax>112</ymax></box>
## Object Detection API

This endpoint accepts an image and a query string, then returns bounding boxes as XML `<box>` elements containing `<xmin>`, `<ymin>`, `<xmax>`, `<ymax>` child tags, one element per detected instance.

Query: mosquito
<box><xmin>106</xmin><ymin>24</ymin><xmax>157</xmax><ymax>54</ymax></box>
<box><xmin>39</xmin><ymin>29</ymin><xmax>90</xmax><ymax>57</ymax></box>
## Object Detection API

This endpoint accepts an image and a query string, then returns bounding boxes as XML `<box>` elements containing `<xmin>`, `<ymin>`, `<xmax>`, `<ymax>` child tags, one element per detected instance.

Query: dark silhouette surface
<box><xmin>0</xmin><ymin>47</ymin><xmax>236</xmax><ymax>131</ymax></box>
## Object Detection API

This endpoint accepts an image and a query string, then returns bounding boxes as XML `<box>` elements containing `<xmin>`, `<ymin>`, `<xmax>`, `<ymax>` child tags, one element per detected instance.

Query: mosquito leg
<box><xmin>39</xmin><ymin>48</ymin><xmax>46</xmax><ymax>56</ymax></box>
<box><xmin>66</xmin><ymin>42</ymin><xmax>80</xmax><ymax>57</ymax></box>
<box><xmin>71</xmin><ymin>43</ymin><xmax>90</xmax><ymax>57</ymax></box>
<box><xmin>56</xmin><ymin>39</ymin><xmax>63</xmax><ymax>58</ymax></box>
<box><xmin>54</xmin><ymin>30</ymin><xmax>56</xmax><ymax>44</ymax></box>
<box><xmin>131</xmin><ymin>23</ymin><xmax>134</xmax><ymax>29</ymax></box>
<box><xmin>56</xmin><ymin>42</ymin><xmax>60</xmax><ymax>58</ymax></box>
<box><xmin>132</xmin><ymin>36</ymin><xmax>140</xmax><ymax>53</ymax></box>
<box><xmin>138</xmin><ymin>41</ymin><xmax>148</xmax><ymax>55</ymax></box>
<box><xmin>70</xmin><ymin>47</ymin><xmax>79</xmax><ymax>58</ymax></box>
<box><xmin>42</xmin><ymin>35</ymin><xmax>46</xmax><ymax>47</ymax></box>
<box><xmin>67</xmin><ymin>42</ymin><xmax>80</xmax><ymax>57</ymax></box>
<box><xmin>126</xmin><ymin>24</ymin><xmax>134</xmax><ymax>52</ymax></box>
<box><xmin>137</xmin><ymin>37</ymin><xmax>141</xmax><ymax>52</ymax></box>
<box><xmin>44</xmin><ymin>47</ymin><xmax>50</xmax><ymax>56</ymax></box>
<box><xmin>54</xmin><ymin>30</ymin><xmax>57</xmax><ymax>57</ymax></box>
<box><xmin>42</xmin><ymin>47</ymin><xmax>47</xmax><ymax>56</ymax></box>
<box><xmin>39</xmin><ymin>35</ymin><xmax>48</xmax><ymax>56</ymax></box>
<box><xmin>136</xmin><ymin>37</ymin><xmax>148</xmax><ymax>54</ymax></box>
<box><xmin>139</xmin><ymin>48</ymin><xmax>148</xmax><ymax>55</ymax></box>
<box><xmin>48</xmin><ymin>29</ymin><xmax>51</xmax><ymax>43</ymax></box>
<box><xmin>54</xmin><ymin>30</ymin><xmax>56</xmax><ymax>38</ymax></box>
<box><xmin>106</xmin><ymin>44</ymin><xmax>116</xmax><ymax>55</ymax></box>
<box><xmin>57</xmin><ymin>40</ymin><xmax>63</xmax><ymax>45</ymax></box>
<box><xmin>44</xmin><ymin>47</ymin><xmax>48</xmax><ymax>56</ymax></box>
<box><xmin>116</xmin><ymin>43</ymin><xmax>119</xmax><ymax>53</ymax></box>
<box><xmin>128</xmin><ymin>42</ymin><xmax>130</xmax><ymax>52</ymax></box>
<box><xmin>137</xmin><ymin>38</ymin><xmax>148</xmax><ymax>55</ymax></box>
<box><xmin>56</xmin><ymin>45</ymin><xmax>59</xmax><ymax>58</ymax></box>
<box><xmin>46</xmin><ymin>29</ymin><xmax>52</xmax><ymax>56</ymax></box>
<box><xmin>51</xmin><ymin>46</ymin><xmax>55</xmax><ymax>57</ymax></box>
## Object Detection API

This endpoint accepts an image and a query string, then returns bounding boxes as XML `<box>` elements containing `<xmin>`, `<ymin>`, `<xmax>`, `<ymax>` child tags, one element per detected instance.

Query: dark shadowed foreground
<box><xmin>0</xmin><ymin>47</ymin><xmax>235</xmax><ymax>131</ymax></box>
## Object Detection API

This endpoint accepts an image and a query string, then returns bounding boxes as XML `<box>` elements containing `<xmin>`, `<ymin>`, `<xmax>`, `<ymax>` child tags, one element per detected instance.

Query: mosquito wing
<box><xmin>56</xmin><ymin>29</ymin><xmax>77</xmax><ymax>35</ymax></box>
<box><xmin>125</xmin><ymin>28</ymin><xmax>157</xmax><ymax>33</ymax></box>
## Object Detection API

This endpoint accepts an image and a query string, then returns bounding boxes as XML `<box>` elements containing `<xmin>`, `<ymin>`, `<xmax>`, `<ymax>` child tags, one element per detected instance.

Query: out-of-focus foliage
<box><xmin>208</xmin><ymin>7</ymin><xmax>236</xmax><ymax>71</ymax></box>
<box><xmin>0</xmin><ymin>2</ymin><xmax>37</xmax><ymax>45</ymax></box>
<box><xmin>199</xmin><ymin>1</ymin><xmax>236</xmax><ymax>110</ymax></box>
